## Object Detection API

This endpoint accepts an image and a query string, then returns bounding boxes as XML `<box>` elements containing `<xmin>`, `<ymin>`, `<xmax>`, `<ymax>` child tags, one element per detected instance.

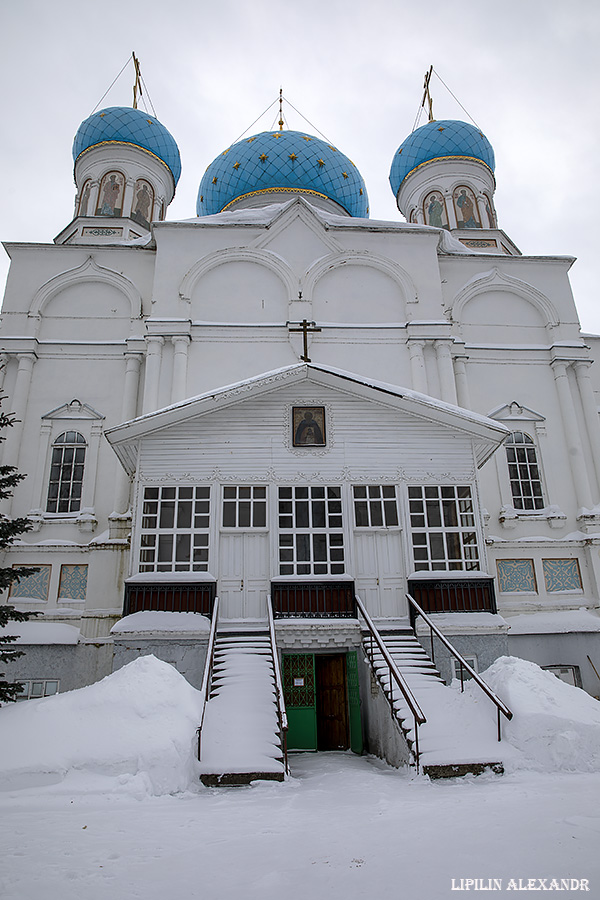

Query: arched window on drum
<box><xmin>46</xmin><ymin>431</ymin><xmax>86</xmax><ymax>513</ymax></box>
<box><xmin>505</xmin><ymin>431</ymin><xmax>544</xmax><ymax>510</ymax></box>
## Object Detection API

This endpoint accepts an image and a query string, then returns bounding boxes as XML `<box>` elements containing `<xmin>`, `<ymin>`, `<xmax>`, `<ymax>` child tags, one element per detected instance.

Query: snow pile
<box><xmin>468</xmin><ymin>656</ymin><xmax>600</xmax><ymax>772</ymax></box>
<box><xmin>111</xmin><ymin>610</ymin><xmax>211</xmax><ymax>634</ymax></box>
<box><xmin>0</xmin><ymin>656</ymin><xmax>202</xmax><ymax>795</ymax></box>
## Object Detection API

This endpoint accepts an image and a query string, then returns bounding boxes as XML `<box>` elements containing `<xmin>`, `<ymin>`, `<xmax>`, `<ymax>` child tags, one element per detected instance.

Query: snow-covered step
<box><xmin>365</xmin><ymin>629</ymin><xmax>504</xmax><ymax>778</ymax></box>
<box><xmin>199</xmin><ymin>631</ymin><xmax>285</xmax><ymax>786</ymax></box>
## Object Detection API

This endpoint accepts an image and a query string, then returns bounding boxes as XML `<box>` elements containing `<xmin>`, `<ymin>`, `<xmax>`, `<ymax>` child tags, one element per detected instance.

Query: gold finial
<box><xmin>132</xmin><ymin>52</ymin><xmax>142</xmax><ymax>110</ymax></box>
<box><xmin>421</xmin><ymin>64</ymin><xmax>434</xmax><ymax>123</ymax></box>
<box><xmin>278</xmin><ymin>87</ymin><xmax>284</xmax><ymax>131</ymax></box>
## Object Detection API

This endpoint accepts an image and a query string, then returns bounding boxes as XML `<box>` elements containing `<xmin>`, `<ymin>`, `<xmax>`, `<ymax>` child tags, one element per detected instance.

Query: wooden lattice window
<box><xmin>409</xmin><ymin>485</ymin><xmax>480</xmax><ymax>572</ymax></box>
<box><xmin>138</xmin><ymin>485</ymin><xmax>210</xmax><ymax>573</ymax></box>
<box><xmin>505</xmin><ymin>431</ymin><xmax>544</xmax><ymax>511</ymax></box>
<box><xmin>46</xmin><ymin>431</ymin><xmax>86</xmax><ymax>513</ymax></box>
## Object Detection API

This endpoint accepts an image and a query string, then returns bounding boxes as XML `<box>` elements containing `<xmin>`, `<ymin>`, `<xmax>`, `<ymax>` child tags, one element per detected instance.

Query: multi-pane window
<box><xmin>505</xmin><ymin>431</ymin><xmax>544</xmax><ymax>510</ymax></box>
<box><xmin>409</xmin><ymin>485</ymin><xmax>480</xmax><ymax>571</ymax></box>
<box><xmin>16</xmin><ymin>679</ymin><xmax>59</xmax><ymax>701</ymax></box>
<box><xmin>139</xmin><ymin>485</ymin><xmax>210</xmax><ymax>573</ymax></box>
<box><xmin>278</xmin><ymin>485</ymin><xmax>344</xmax><ymax>576</ymax></box>
<box><xmin>353</xmin><ymin>485</ymin><xmax>398</xmax><ymax>527</ymax></box>
<box><xmin>222</xmin><ymin>486</ymin><xmax>267</xmax><ymax>528</ymax></box>
<box><xmin>46</xmin><ymin>431</ymin><xmax>86</xmax><ymax>513</ymax></box>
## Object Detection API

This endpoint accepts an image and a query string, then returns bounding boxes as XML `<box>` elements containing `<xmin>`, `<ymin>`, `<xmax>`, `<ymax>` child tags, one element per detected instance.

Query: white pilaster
<box><xmin>142</xmin><ymin>336</ymin><xmax>164</xmax><ymax>414</ymax></box>
<box><xmin>171</xmin><ymin>335</ymin><xmax>191</xmax><ymax>403</ymax></box>
<box><xmin>551</xmin><ymin>360</ymin><xmax>593</xmax><ymax>508</ymax></box>
<box><xmin>573</xmin><ymin>360</ymin><xmax>600</xmax><ymax>499</ymax></box>
<box><xmin>112</xmin><ymin>353</ymin><xmax>142</xmax><ymax>519</ymax></box>
<box><xmin>434</xmin><ymin>340</ymin><xmax>457</xmax><ymax>404</ymax></box>
<box><xmin>453</xmin><ymin>355</ymin><xmax>471</xmax><ymax>409</ymax></box>
<box><xmin>408</xmin><ymin>340</ymin><xmax>428</xmax><ymax>393</ymax></box>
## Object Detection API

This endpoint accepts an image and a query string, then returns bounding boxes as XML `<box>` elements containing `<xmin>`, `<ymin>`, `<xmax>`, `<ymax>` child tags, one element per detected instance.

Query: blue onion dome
<box><xmin>389</xmin><ymin>120</ymin><xmax>495</xmax><ymax>196</ymax></box>
<box><xmin>73</xmin><ymin>107</ymin><xmax>181</xmax><ymax>185</ymax></box>
<box><xmin>197</xmin><ymin>130</ymin><xmax>369</xmax><ymax>217</ymax></box>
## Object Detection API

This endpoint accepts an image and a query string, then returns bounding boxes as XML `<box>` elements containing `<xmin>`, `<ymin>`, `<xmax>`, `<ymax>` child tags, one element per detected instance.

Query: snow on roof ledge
<box><xmin>415</xmin><ymin>612</ymin><xmax>509</xmax><ymax>634</ymax></box>
<box><xmin>506</xmin><ymin>608</ymin><xmax>600</xmax><ymax>635</ymax></box>
<box><xmin>111</xmin><ymin>611</ymin><xmax>211</xmax><ymax>635</ymax></box>
<box><xmin>0</xmin><ymin>621</ymin><xmax>80</xmax><ymax>644</ymax></box>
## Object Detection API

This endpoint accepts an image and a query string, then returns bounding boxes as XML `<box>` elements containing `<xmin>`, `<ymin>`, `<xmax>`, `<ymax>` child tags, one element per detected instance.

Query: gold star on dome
<box><xmin>328</xmin><ymin>145</ymin><xmax>337</xmax><ymax>152</ymax></box>
<box><xmin>302</xmin><ymin>136</ymin><xmax>312</xmax><ymax>142</ymax></box>
<box><xmin>233</xmin><ymin>161</ymin><xmax>240</xmax><ymax>169</ymax></box>
<box><xmin>259</xmin><ymin>153</ymin><xmax>268</xmax><ymax>162</ymax></box>
<box><xmin>222</xmin><ymin>148</ymin><xmax>230</xmax><ymax>156</ymax></box>
<box><xmin>212</xmin><ymin>176</ymin><xmax>218</xmax><ymax>184</ymax></box>
<box><xmin>147</xmin><ymin>120</ymin><xmax>153</xmax><ymax>125</ymax></box>
<box><xmin>247</xmin><ymin>137</ymin><xmax>257</xmax><ymax>143</ymax></box>
<box><xmin>317</xmin><ymin>159</ymin><xmax>325</xmax><ymax>167</ymax></box>
<box><xmin>342</xmin><ymin>172</ymin><xmax>349</xmax><ymax>179</ymax></box>
<box><xmin>366</xmin><ymin>207</ymin><xmax>369</xmax><ymax>213</ymax></box>
<box><xmin>272</xmin><ymin>133</ymin><xmax>282</xmax><ymax>139</ymax></box>
<box><xmin>359</xmin><ymin>188</ymin><xmax>363</xmax><ymax>195</ymax></box>
<box><xmin>199</xmin><ymin>195</ymin><xmax>204</xmax><ymax>202</ymax></box>
<box><xmin>398</xmin><ymin>149</ymin><xmax>402</xmax><ymax>155</ymax></box>
<box><xmin>99</xmin><ymin>113</ymin><xmax>106</xmax><ymax>117</ymax></box>
<box><xmin>437</xmin><ymin>127</ymin><xmax>445</xmax><ymax>132</ymax></box>
<box><xmin>289</xmin><ymin>153</ymin><xmax>297</xmax><ymax>161</ymax></box>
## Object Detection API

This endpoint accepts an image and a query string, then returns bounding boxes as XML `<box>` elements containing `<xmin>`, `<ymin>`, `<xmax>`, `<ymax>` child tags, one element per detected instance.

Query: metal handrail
<box><xmin>267</xmin><ymin>594</ymin><xmax>289</xmax><ymax>775</ymax></box>
<box><xmin>406</xmin><ymin>592</ymin><xmax>513</xmax><ymax>741</ymax></box>
<box><xmin>196</xmin><ymin>595</ymin><xmax>220</xmax><ymax>760</ymax></box>
<box><xmin>355</xmin><ymin>594</ymin><xmax>426</xmax><ymax>769</ymax></box>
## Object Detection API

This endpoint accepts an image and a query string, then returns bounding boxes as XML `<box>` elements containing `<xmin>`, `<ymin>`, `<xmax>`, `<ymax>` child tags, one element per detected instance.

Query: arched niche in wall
<box><xmin>452</xmin><ymin>268</ymin><xmax>558</xmax><ymax>345</ymax></box>
<box><xmin>181</xmin><ymin>250</ymin><xmax>292</xmax><ymax>322</ymax></box>
<box><xmin>32</xmin><ymin>257</ymin><xmax>141</xmax><ymax>341</ymax></box>
<box><xmin>308</xmin><ymin>253</ymin><xmax>414</xmax><ymax>324</ymax></box>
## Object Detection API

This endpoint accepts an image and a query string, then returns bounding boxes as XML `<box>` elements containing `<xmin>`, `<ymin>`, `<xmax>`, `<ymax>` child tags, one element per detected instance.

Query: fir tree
<box><xmin>0</xmin><ymin>401</ymin><xmax>38</xmax><ymax>703</ymax></box>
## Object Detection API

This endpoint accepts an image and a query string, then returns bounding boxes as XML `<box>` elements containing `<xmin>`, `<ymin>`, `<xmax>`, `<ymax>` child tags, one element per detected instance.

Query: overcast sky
<box><xmin>2</xmin><ymin>0</ymin><xmax>599</xmax><ymax>330</ymax></box>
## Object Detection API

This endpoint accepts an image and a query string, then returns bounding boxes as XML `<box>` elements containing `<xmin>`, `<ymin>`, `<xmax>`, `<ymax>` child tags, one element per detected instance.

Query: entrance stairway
<box><xmin>198</xmin><ymin>627</ymin><xmax>286</xmax><ymax>786</ymax></box>
<box><xmin>366</xmin><ymin>627</ymin><xmax>505</xmax><ymax>778</ymax></box>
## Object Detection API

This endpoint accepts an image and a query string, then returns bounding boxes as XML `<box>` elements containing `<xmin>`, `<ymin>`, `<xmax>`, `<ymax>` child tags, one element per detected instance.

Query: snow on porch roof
<box><xmin>105</xmin><ymin>363</ymin><xmax>509</xmax><ymax>475</ymax></box>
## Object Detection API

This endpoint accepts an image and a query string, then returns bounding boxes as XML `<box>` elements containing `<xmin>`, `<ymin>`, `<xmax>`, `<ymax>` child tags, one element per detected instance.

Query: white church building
<box><xmin>2</xmin><ymin>99</ymin><xmax>600</xmax><ymax>774</ymax></box>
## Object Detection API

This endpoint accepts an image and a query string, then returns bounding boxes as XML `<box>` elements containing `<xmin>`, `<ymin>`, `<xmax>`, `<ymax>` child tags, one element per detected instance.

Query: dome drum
<box><xmin>398</xmin><ymin>156</ymin><xmax>497</xmax><ymax>230</ymax></box>
<box><xmin>73</xmin><ymin>142</ymin><xmax>174</xmax><ymax>229</ymax></box>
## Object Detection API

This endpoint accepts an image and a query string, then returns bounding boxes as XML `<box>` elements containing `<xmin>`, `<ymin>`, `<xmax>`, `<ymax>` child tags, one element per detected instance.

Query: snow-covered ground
<box><xmin>1</xmin><ymin>756</ymin><xmax>598</xmax><ymax>900</ymax></box>
<box><xmin>1</xmin><ymin>655</ymin><xmax>599</xmax><ymax>898</ymax></box>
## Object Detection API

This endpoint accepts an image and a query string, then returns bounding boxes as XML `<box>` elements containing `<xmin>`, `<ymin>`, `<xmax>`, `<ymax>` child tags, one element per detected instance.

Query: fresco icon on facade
<box><xmin>96</xmin><ymin>171</ymin><xmax>125</xmax><ymax>217</ymax></box>
<box><xmin>132</xmin><ymin>179</ymin><xmax>154</xmax><ymax>229</ymax></box>
<box><xmin>423</xmin><ymin>191</ymin><xmax>449</xmax><ymax>229</ymax></box>
<box><xmin>78</xmin><ymin>180</ymin><xmax>92</xmax><ymax>217</ymax></box>
<box><xmin>293</xmin><ymin>407</ymin><xmax>326</xmax><ymax>446</ymax></box>
<box><xmin>454</xmin><ymin>185</ymin><xmax>481</xmax><ymax>229</ymax></box>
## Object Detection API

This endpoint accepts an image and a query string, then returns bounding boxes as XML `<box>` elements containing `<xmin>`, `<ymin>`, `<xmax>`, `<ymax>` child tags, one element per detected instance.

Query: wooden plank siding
<box><xmin>137</xmin><ymin>385</ymin><xmax>477</xmax><ymax>482</ymax></box>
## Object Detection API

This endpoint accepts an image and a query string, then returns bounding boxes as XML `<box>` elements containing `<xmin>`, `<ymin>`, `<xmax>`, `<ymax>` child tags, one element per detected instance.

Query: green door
<box><xmin>283</xmin><ymin>654</ymin><xmax>317</xmax><ymax>750</ymax></box>
<box><xmin>283</xmin><ymin>652</ymin><xmax>363</xmax><ymax>753</ymax></box>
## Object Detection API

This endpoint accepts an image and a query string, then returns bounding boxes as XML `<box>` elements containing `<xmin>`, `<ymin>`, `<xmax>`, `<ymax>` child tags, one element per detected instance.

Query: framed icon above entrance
<box><xmin>292</xmin><ymin>406</ymin><xmax>326</xmax><ymax>447</ymax></box>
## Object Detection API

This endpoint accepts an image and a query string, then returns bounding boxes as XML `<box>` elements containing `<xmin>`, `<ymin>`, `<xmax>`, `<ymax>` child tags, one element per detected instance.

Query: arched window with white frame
<box><xmin>505</xmin><ymin>431</ymin><xmax>544</xmax><ymax>511</ymax></box>
<box><xmin>46</xmin><ymin>431</ymin><xmax>87</xmax><ymax>513</ymax></box>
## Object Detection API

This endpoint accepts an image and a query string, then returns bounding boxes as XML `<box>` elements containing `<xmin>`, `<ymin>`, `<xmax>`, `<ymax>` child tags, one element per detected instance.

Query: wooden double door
<box><xmin>283</xmin><ymin>652</ymin><xmax>362</xmax><ymax>752</ymax></box>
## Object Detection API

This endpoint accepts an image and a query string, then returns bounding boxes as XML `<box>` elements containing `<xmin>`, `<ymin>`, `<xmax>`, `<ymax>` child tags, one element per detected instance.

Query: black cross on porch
<box><xmin>287</xmin><ymin>319</ymin><xmax>321</xmax><ymax>362</ymax></box>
